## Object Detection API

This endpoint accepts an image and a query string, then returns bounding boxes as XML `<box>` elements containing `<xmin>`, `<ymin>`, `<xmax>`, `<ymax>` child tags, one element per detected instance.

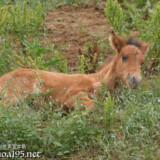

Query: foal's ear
<box><xmin>139</xmin><ymin>42</ymin><xmax>150</xmax><ymax>55</ymax></box>
<box><xmin>109</xmin><ymin>31</ymin><xmax>126</xmax><ymax>53</ymax></box>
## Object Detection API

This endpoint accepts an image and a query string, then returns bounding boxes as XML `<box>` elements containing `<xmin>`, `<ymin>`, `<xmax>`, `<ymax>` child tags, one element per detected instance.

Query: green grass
<box><xmin>0</xmin><ymin>0</ymin><xmax>160</xmax><ymax>159</ymax></box>
<box><xmin>0</xmin><ymin>76</ymin><xmax>159</xmax><ymax>159</ymax></box>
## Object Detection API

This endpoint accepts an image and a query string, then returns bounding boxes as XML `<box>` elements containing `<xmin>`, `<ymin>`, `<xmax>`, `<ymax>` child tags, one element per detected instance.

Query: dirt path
<box><xmin>44</xmin><ymin>2</ymin><xmax>111</xmax><ymax>71</ymax></box>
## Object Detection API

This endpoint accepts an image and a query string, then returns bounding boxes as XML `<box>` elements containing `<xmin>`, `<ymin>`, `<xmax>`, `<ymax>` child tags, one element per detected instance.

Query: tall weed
<box><xmin>103</xmin><ymin>92</ymin><xmax>115</xmax><ymax>133</ymax></box>
<box><xmin>134</xmin><ymin>1</ymin><xmax>160</xmax><ymax>64</ymax></box>
<box><xmin>7</xmin><ymin>1</ymin><xmax>43</xmax><ymax>38</ymax></box>
<box><xmin>0</xmin><ymin>5</ymin><xmax>11</xmax><ymax>34</ymax></box>
<box><xmin>104</xmin><ymin>0</ymin><xmax>129</xmax><ymax>34</ymax></box>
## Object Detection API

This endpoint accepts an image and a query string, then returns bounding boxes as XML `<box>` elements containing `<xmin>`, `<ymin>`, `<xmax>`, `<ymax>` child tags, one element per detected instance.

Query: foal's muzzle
<box><xmin>126</xmin><ymin>73</ymin><xmax>142</xmax><ymax>89</ymax></box>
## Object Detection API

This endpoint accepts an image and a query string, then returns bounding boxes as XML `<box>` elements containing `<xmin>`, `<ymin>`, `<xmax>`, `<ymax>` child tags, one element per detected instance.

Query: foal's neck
<box><xmin>97</xmin><ymin>55</ymin><xmax>117</xmax><ymax>77</ymax></box>
<box><xmin>96</xmin><ymin>56</ymin><xmax>118</xmax><ymax>90</ymax></box>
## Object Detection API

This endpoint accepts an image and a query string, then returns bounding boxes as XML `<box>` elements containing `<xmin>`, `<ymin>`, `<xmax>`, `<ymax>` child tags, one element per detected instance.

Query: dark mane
<box><xmin>126</xmin><ymin>36</ymin><xmax>142</xmax><ymax>47</ymax></box>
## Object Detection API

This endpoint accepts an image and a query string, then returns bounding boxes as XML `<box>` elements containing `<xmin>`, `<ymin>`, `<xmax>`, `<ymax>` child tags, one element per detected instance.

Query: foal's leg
<box><xmin>63</xmin><ymin>92</ymin><xmax>94</xmax><ymax>111</ymax></box>
<box><xmin>1</xmin><ymin>92</ymin><xmax>22</xmax><ymax>108</ymax></box>
<box><xmin>0</xmin><ymin>97</ymin><xmax>18</xmax><ymax>108</ymax></box>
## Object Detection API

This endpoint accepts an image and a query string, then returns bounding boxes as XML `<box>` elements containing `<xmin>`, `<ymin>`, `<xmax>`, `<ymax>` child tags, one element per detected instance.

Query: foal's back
<box><xmin>0</xmin><ymin>68</ymin><xmax>97</xmax><ymax>106</ymax></box>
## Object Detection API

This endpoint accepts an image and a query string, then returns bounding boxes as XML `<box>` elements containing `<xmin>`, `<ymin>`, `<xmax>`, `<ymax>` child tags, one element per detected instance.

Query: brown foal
<box><xmin>0</xmin><ymin>32</ymin><xmax>150</xmax><ymax>110</ymax></box>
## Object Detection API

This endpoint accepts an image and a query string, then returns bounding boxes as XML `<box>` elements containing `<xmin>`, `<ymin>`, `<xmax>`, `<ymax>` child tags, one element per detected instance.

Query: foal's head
<box><xmin>110</xmin><ymin>32</ymin><xmax>150</xmax><ymax>88</ymax></box>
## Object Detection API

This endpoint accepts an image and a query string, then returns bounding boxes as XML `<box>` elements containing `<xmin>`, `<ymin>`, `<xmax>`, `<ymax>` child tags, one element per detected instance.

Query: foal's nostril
<box><xmin>133</xmin><ymin>76</ymin><xmax>136</xmax><ymax>85</ymax></box>
<box><xmin>127</xmin><ymin>73</ymin><xmax>130</xmax><ymax>80</ymax></box>
<box><xmin>132</xmin><ymin>76</ymin><xmax>142</xmax><ymax>86</ymax></box>
<box><xmin>127</xmin><ymin>74</ymin><xmax>142</xmax><ymax>88</ymax></box>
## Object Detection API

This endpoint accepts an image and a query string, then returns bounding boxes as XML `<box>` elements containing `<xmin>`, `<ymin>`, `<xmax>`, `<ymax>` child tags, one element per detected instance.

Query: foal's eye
<box><xmin>122</xmin><ymin>56</ymin><xmax>127</xmax><ymax>61</ymax></box>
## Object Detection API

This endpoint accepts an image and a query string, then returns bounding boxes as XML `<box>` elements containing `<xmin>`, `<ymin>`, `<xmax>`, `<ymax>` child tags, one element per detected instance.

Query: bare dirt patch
<box><xmin>43</xmin><ymin>2</ymin><xmax>111</xmax><ymax>71</ymax></box>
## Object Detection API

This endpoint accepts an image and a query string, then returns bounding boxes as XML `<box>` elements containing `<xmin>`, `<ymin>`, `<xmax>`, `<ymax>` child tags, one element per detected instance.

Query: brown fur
<box><xmin>0</xmin><ymin>32</ymin><xmax>150</xmax><ymax>111</ymax></box>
